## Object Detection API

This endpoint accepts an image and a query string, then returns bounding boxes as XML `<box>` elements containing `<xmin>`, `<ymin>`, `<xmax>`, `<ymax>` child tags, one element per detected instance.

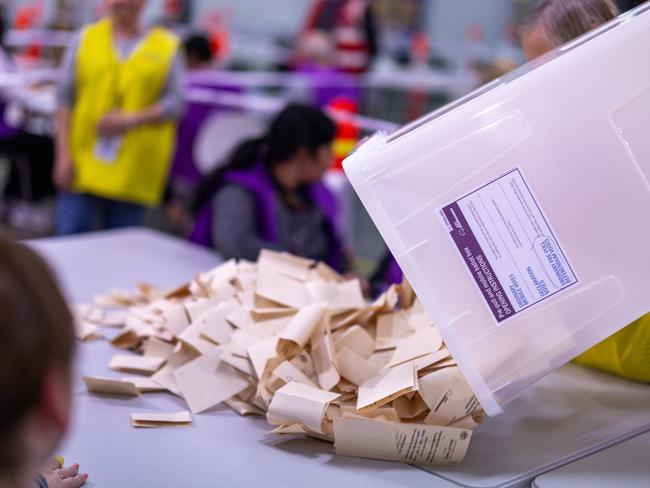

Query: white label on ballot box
<box><xmin>438</xmin><ymin>168</ymin><xmax>578</xmax><ymax>324</ymax></box>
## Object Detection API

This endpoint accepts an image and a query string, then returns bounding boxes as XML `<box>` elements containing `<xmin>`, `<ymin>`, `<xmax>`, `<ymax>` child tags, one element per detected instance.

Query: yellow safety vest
<box><xmin>71</xmin><ymin>18</ymin><xmax>179</xmax><ymax>206</ymax></box>
<box><xmin>574</xmin><ymin>313</ymin><xmax>650</xmax><ymax>383</ymax></box>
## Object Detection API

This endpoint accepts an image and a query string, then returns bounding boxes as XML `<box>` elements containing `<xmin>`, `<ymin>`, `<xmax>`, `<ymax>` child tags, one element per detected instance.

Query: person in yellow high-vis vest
<box><xmin>54</xmin><ymin>0</ymin><xmax>184</xmax><ymax>235</ymax></box>
<box><xmin>520</xmin><ymin>0</ymin><xmax>650</xmax><ymax>383</ymax></box>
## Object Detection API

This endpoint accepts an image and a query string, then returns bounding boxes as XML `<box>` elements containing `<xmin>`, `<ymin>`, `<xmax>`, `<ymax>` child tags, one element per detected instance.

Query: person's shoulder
<box><xmin>216</xmin><ymin>183</ymin><xmax>255</xmax><ymax>200</ymax></box>
<box><xmin>76</xmin><ymin>17</ymin><xmax>111</xmax><ymax>46</ymax></box>
<box><xmin>80</xmin><ymin>17</ymin><xmax>110</xmax><ymax>35</ymax></box>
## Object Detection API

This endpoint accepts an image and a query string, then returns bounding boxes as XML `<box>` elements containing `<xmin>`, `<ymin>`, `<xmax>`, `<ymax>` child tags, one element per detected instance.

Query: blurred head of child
<box><xmin>0</xmin><ymin>239</ymin><xmax>76</xmax><ymax>487</ymax></box>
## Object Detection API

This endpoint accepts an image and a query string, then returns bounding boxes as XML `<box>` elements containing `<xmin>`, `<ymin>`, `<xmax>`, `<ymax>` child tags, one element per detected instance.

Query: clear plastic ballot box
<box><xmin>343</xmin><ymin>4</ymin><xmax>650</xmax><ymax>416</ymax></box>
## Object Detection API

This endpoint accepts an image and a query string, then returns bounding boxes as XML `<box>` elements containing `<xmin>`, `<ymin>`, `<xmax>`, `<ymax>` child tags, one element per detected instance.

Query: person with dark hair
<box><xmin>0</xmin><ymin>238</ymin><xmax>87</xmax><ymax>487</ymax></box>
<box><xmin>519</xmin><ymin>0</ymin><xmax>649</xmax><ymax>384</ymax></box>
<box><xmin>183</xmin><ymin>33</ymin><xmax>213</xmax><ymax>70</ymax></box>
<box><xmin>190</xmin><ymin>104</ymin><xmax>344</xmax><ymax>270</ymax></box>
<box><xmin>0</xmin><ymin>6</ymin><xmax>56</xmax><ymax>229</ymax></box>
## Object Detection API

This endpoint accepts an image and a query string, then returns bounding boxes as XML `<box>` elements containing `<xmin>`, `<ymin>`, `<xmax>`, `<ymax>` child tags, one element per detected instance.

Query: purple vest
<box><xmin>189</xmin><ymin>163</ymin><xmax>345</xmax><ymax>272</ymax></box>
<box><xmin>385</xmin><ymin>256</ymin><xmax>403</xmax><ymax>285</ymax></box>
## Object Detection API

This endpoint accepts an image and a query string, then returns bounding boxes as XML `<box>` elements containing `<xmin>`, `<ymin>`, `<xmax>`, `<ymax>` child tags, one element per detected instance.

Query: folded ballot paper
<box><xmin>78</xmin><ymin>250</ymin><xmax>480</xmax><ymax>466</ymax></box>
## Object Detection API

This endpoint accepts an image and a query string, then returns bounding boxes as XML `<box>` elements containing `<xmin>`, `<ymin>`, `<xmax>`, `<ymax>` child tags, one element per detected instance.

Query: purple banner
<box><xmin>442</xmin><ymin>202</ymin><xmax>515</xmax><ymax>322</ymax></box>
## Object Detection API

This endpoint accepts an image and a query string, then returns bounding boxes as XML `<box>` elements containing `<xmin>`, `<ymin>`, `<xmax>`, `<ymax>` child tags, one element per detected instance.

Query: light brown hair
<box><xmin>522</xmin><ymin>0</ymin><xmax>620</xmax><ymax>46</ymax></box>
<box><xmin>0</xmin><ymin>239</ymin><xmax>75</xmax><ymax>473</ymax></box>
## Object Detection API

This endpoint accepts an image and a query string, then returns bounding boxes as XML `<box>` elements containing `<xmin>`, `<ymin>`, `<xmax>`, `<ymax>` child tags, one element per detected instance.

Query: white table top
<box><xmin>29</xmin><ymin>229</ymin><xmax>650</xmax><ymax>488</ymax></box>
<box><xmin>532</xmin><ymin>432</ymin><xmax>650</xmax><ymax>488</ymax></box>
<box><xmin>29</xmin><ymin>228</ymin><xmax>457</xmax><ymax>488</ymax></box>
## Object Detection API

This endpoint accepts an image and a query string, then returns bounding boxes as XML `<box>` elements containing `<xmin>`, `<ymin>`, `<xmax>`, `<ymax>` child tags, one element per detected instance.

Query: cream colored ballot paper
<box><xmin>108</xmin><ymin>354</ymin><xmax>165</xmax><ymax>374</ymax></box>
<box><xmin>277</xmin><ymin>304</ymin><xmax>326</xmax><ymax>357</ymax></box>
<box><xmin>334</xmin><ymin>416</ymin><xmax>472</xmax><ymax>465</ymax></box>
<box><xmin>73</xmin><ymin>315</ymin><xmax>101</xmax><ymax>342</ymax></box>
<box><xmin>173</xmin><ymin>356</ymin><xmax>250</xmax><ymax>414</ymax></box>
<box><xmin>82</xmin><ymin>376</ymin><xmax>139</xmax><ymax>396</ymax></box>
<box><xmin>356</xmin><ymin>362</ymin><xmax>417</xmax><ymax>411</ymax></box>
<box><xmin>419</xmin><ymin>366</ymin><xmax>481</xmax><ymax>426</ymax></box>
<box><xmin>79</xmin><ymin>241</ymin><xmax>485</xmax><ymax>466</ymax></box>
<box><xmin>267</xmin><ymin>381</ymin><xmax>340</xmax><ymax>434</ymax></box>
<box><xmin>130</xmin><ymin>411</ymin><xmax>192</xmax><ymax>428</ymax></box>
<box><xmin>121</xmin><ymin>376</ymin><xmax>166</xmax><ymax>393</ymax></box>
<box><xmin>388</xmin><ymin>327</ymin><xmax>443</xmax><ymax>367</ymax></box>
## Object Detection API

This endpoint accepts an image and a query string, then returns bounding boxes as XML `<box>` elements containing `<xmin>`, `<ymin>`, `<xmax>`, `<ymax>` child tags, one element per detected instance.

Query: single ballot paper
<box><xmin>357</xmin><ymin>362</ymin><xmax>417</xmax><ymax>411</ymax></box>
<box><xmin>74</xmin><ymin>316</ymin><xmax>101</xmax><ymax>342</ymax></box>
<box><xmin>173</xmin><ymin>356</ymin><xmax>250</xmax><ymax>414</ymax></box>
<box><xmin>306</xmin><ymin>280</ymin><xmax>365</xmax><ymax>312</ymax></box>
<box><xmin>333</xmin><ymin>416</ymin><xmax>472</xmax><ymax>466</ymax></box>
<box><xmin>267</xmin><ymin>381</ymin><xmax>340</xmax><ymax>434</ymax></box>
<box><xmin>108</xmin><ymin>354</ymin><xmax>166</xmax><ymax>375</ymax></box>
<box><xmin>150</xmin><ymin>345</ymin><xmax>199</xmax><ymax>396</ymax></box>
<box><xmin>420</xmin><ymin>367</ymin><xmax>481</xmax><ymax>426</ymax></box>
<box><xmin>247</xmin><ymin>337</ymin><xmax>279</xmax><ymax>380</ymax></box>
<box><xmin>388</xmin><ymin>327</ymin><xmax>443</xmax><ymax>367</ymax></box>
<box><xmin>375</xmin><ymin>313</ymin><xmax>414</xmax><ymax>350</ymax></box>
<box><xmin>130</xmin><ymin>411</ymin><xmax>192</xmax><ymax>428</ymax></box>
<box><xmin>334</xmin><ymin>325</ymin><xmax>375</xmax><ymax>359</ymax></box>
<box><xmin>256</xmin><ymin>268</ymin><xmax>310</xmax><ymax>309</ymax></box>
<box><xmin>257</xmin><ymin>250</ymin><xmax>314</xmax><ymax>282</ymax></box>
<box><xmin>310</xmin><ymin>324</ymin><xmax>340</xmax><ymax>391</ymax></box>
<box><xmin>277</xmin><ymin>304</ymin><xmax>326</xmax><ymax>357</ymax></box>
<box><xmin>121</xmin><ymin>376</ymin><xmax>166</xmax><ymax>393</ymax></box>
<box><xmin>193</xmin><ymin>306</ymin><xmax>235</xmax><ymax>345</ymax></box>
<box><xmin>82</xmin><ymin>376</ymin><xmax>139</xmax><ymax>396</ymax></box>
<box><xmin>336</xmin><ymin>348</ymin><xmax>379</xmax><ymax>386</ymax></box>
<box><xmin>158</xmin><ymin>302</ymin><xmax>190</xmax><ymax>336</ymax></box>
<box><xmin>143</xmin><ymin>337</ymin><xmax>176</xmax><ymax>360</ymax></box>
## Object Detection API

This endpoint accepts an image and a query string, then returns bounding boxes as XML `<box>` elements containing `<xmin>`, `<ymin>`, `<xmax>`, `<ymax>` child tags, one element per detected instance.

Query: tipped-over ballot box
<box><xmin>344</xmin><ymin>5</ymin><xmax>650</xmax><ymax>416</ymax></box>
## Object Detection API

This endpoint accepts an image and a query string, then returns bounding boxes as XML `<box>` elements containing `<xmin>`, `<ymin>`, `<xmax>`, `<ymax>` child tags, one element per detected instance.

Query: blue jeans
<box><xmin>56</xmin><ymin>192</ymin><xmax>146</xmax><ymax>235</ymax></box>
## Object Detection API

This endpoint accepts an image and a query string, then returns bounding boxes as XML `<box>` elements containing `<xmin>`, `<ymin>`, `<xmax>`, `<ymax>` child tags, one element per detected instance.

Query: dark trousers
<box><xmin>0</xmin><ymin>132</ymin><xmax>55</xmax><ymax>202</ymax></box>
<box><xmin>56</xmin><ymin>192</ymin><xmax>146</xmax><ymax>235</ymax></box>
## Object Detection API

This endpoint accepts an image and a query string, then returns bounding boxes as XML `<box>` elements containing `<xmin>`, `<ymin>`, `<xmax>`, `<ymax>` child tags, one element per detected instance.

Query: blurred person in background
<box><xmin>163</xmin><ymin>32</ymin><xmax>214</xmax><ymax>234</ymax></box>
<box><xmin>190</xmin><ymin>104</ymin><xmax>345</xmax><ymax>272</ymax></box>
<box><xmin>520</xmin><ymin>0</ymin><xmax>650</xmax><ymax>384</ymax></box>
<box><xmin>53</xmin><ymin>0</ymin><xmax>184</xmax><ymax>235</ymax></box>
<box><xmin>0</xmin><ymin>6</ymin><xmax>56</xmax><ymax>232</ymax></box>
<box><xmin>298</xmin><ymin>0</ymin><xmax>378</xmax><ymax>74</ymax></box>
<box><xmin>183</xmin><ymin>33</ymin><xmax>213</xmax><ymax>71</ymax></box>
<box><xmin>0</xmin><ymin>238</ymin><xmax>87</xmax><ymax>487</ymax></box>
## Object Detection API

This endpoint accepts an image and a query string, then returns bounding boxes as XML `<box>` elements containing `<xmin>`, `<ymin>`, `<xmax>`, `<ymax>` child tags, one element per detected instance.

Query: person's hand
<box><xmin>41</xmin><ymin>458</ymin><xmax>88</xmax><ymax>487</ymax></box>
<box><xmin>53</xmin><ymin>155</ymin><xmax>75</xmax><ymax>192</ymax></box>
<box><xmin>96</xmin><ymin>110</ymin><xmax>136</xmax><ymax>137</ymax></box>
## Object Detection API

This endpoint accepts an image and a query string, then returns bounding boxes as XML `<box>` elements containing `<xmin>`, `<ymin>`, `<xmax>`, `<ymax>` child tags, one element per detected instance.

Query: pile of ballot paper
<box><xmin>77</xmin><ymin>250</ymin><xmax>483</xmax><ymax>466</ymax></box>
